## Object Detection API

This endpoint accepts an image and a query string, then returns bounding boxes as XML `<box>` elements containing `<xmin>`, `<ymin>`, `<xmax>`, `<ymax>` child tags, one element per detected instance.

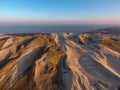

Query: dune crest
<box><xmin>0</xmin><ymin>29</ymin><xmax>120</xmax><ymax>90</ymax></box>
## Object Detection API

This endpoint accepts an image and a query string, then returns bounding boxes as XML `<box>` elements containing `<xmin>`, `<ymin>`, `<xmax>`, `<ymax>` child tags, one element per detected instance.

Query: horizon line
<box><xmin>0</xmin><ymin>18</ymin><xmax>120</xmax><ymax>25</ymax></box>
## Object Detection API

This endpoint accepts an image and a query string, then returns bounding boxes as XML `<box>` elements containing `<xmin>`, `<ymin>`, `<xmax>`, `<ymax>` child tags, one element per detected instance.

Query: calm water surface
<box><xmin>0</xmin><ymin>24</ymin><xmax>119</xmax><ymax>34</ymax></box>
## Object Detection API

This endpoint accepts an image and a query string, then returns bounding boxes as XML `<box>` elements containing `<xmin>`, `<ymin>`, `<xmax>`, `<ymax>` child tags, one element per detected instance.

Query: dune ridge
<box><xmin>0</xmin><ymin>29</ymin><xmax>120</xmax><ymax>90</ymax></box>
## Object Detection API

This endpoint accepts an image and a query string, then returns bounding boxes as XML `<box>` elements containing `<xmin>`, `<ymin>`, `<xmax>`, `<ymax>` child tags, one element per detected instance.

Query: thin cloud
<box><xmin>81</xmin><ymin>12</ymin><xmax>87</xmax><ymax>15</ymax></box>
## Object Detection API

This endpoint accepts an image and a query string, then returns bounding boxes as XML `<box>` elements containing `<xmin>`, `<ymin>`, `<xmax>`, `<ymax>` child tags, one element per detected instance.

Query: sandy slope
<box><xmin>0</xmin><ymin>30</ymin><xmax>120</xmax><ymax>90</ymax></box>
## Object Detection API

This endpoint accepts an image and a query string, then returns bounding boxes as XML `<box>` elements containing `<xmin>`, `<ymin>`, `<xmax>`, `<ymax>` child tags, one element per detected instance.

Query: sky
<box><xmin>0</xmin><ymin>0</ymin><xmax>120</xmax><ymax>24</ymax></box>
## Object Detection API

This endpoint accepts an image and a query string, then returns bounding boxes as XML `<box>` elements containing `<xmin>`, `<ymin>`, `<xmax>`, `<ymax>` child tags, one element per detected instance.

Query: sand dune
<box><xmin>0</xmin><ymin>29</ymin><xmax>120</xmax><ymax>90</ymax></box>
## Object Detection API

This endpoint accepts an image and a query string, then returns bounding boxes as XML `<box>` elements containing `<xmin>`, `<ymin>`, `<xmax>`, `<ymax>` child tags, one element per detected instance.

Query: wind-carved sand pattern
<box><xmin>0</xmin><ymin>28</ymin><xmax>120</xmax><ymax>90</ymax></box>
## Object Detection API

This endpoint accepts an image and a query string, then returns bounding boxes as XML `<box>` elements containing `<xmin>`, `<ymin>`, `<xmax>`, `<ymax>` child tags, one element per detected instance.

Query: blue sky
<box><xmin>0</xmin><ymin>0</ymin><xmax>120</xmax><ymax>24</ymax></box>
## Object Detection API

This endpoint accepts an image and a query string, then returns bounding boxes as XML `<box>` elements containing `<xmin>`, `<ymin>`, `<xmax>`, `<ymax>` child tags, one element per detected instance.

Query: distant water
<box><xmin>0</xmin><ymin>24</ymin><xmax>119</xmax><ymax>34</ymax></box>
